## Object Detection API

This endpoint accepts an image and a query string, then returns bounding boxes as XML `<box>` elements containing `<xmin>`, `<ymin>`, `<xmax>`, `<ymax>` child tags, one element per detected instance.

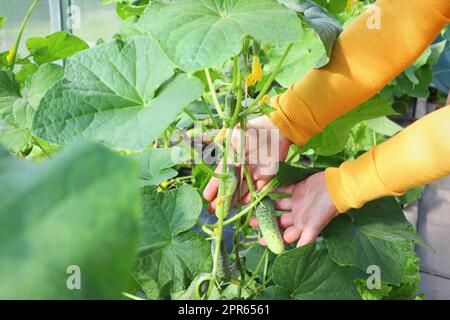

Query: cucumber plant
<box><xmin>0</xmin><ymin>0</ymin><xmax>442</xmax><ymax>300</ymax></box>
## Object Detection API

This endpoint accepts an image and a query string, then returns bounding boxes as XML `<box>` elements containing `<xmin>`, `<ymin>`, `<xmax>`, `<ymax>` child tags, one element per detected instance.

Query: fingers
<box><xmin>203</xmin><ymin>162</ymin><xmax>223</xmax><ymax>202</ymax></box>
<box><xmin>199</xmin><ymin>130</ymin><xmax>219</xmax><ymax>145</ymax></box>
<box><xmin>273</xmin><ymin>198</ymin><xmax>292</xmax><ymax>211</ymax></box>
<box><xmin>249</xmin><ymin>213</ymin><xmax>292</xmax><ymax>229</ymax></box>
<box><xmin>283</xmin><ymin>225</ymin><xmax>303</xmax><ymax>244</ymax></box>
<box><xmin>279</xmin><ymin>213</ymin><xmax>293</xmax><ymax>229</ymax></box>
<box><xmin>297</xmin><ymin>222</ymin><xmax>323</xmax><ymax>247</ymax></box>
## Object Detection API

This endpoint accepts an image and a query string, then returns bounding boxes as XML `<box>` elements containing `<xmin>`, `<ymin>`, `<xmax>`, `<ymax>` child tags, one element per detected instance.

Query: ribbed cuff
<box><xmin>270</xmin><ymin>86</ymin><xmax>322</xmax><ymax>146</ymax></box>
<box><xmin>324</xmin><ymin>148</ymin><xmax>404</xmax><ymax>213</ymax></box>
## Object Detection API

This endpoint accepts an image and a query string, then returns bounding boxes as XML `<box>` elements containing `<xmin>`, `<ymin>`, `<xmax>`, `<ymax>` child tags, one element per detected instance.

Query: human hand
<box><xmin>250</xmin><ymin>171</ymin><xmax>339</xmax><ymax>247</ymax></box>
<box><xmin>203</xmin><ymin>116</ymin><xmax>292</xmax><ymax>212</ymax></box>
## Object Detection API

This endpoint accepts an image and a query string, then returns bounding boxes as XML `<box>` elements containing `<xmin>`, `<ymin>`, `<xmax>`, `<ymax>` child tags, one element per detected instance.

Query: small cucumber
<box><xmin>255</xmin><ymin>197</ymin><xmax>284</xmax><ymax>254</ymax></box>
<box><xmin>218</xmin><ymin>164</ymin><xmax>237</xmax><ymax>219</ymax></box>
<box><xmin>174</xmin><ymin>273</ymin><xmax>210</xmax><ymax>300</ymax></box>
<box><xmin>224</xmin><ymin>93</ymin><xmax>236</xmax><ymax>126</ymax></box>
<box><xmin>211</xmin><ymin>239</ymin><xmax>232</xmax><ymax>282</ymax></box>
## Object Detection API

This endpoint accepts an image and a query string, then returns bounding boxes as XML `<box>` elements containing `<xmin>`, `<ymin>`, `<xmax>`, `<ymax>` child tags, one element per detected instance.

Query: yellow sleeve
<box><xmin>325</xmin><ymin>106</ymin><xmax>450</xmax><ymax>213</ymax></box>
<box><xmin>270</xmin><ymin>0</ymin><xmax>450</xmax><ymax>146</ymax></box>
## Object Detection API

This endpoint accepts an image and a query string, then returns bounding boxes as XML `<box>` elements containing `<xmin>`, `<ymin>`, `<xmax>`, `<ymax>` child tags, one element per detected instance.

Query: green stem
<box><xmin>205</xmin><ymin>126</ymin><xmax>233</xmax><ymax>299</ymax></box>
<box><xmin>250</xmin><ymin>249</ymin><xmax>268</xmax><ymax>281</ymax></box>
<box><xmin>183</xmin><ymin>108</ymin><xmax>198</xmax><ymax>122</ymax></box>
<box><xmin>205</xmin><ymin>178</ymin><xmax>279</xmax><ymax>229</ymax></box>
<box><xmin>286</xmin><ymin>147</ymin><xmax>302</xmax><ymax>164</ymax></box>
<box><xmin>32</xmin><ymin>136</ymin><xmax>51</xmax><ymax>158</ymax></box>
<box><xmin>201</xmin><ymin>96</ymin><xmax>220</xmax><ymax>129</ymax></box>
<box><xmin>241</xmin><ymin>43</ymin><xmax>293</xmax><ymax>116</ymax></box>
<box><xmin>262</xmin><ymin>250</ymin><xmax>269</xmax><ymax>284</ymax></box>
<box><xmin>205</xmin><ymin>68</ymin><xmax>224</xmax><ymax>118</ymax></box>
<box><xmin>10</xmin><ymin>0</ymin><xmax>40</xmax><ymax>70</ymax></box>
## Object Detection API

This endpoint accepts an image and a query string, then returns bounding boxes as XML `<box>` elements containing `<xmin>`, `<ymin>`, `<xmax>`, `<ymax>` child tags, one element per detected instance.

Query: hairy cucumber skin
<box><xmin>174</xmin><ymin>273</ymin><xmax>209</xmax><ymax>300</ymax></box>
<box><xmin>220</xmin><ymin>165</ymin><xmax>237</xmax><ymax>219</ymax></box>
<box><xmin>256</xmin><ymin>197</ymin><xmax>285</xmax><ymax>255</ymax></box>
<box><xmin>225</xmin><ymin>93</ymin><xmax>236</xmax><ymax>121</ymax></box>
<box><xmin>211</xmin><ymin>239</ymin><xmax>232</xmax><ymax>282</ymax></box>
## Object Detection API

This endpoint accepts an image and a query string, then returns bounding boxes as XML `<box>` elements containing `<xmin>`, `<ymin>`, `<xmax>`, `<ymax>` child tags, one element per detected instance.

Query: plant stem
<box><xmin>205</xmin><ymin>130</ymin><xmax>232</xmax><ymax>299</ymax></box>
<box><xmin>241</xmin><ymin>43</ymin><xmax>293</xmax><ymax>116</ymax></box>
<box><xmin>10</xmin><ymin>0</ymin><xmax>40</xmax><ymax>70</ymax></box>
<box><xmin>262</xmin><ymin>250</ymin><xmax>269</xmax><ymax>284</ymax></box>
<box><xmin>205</xmin><ymin>68</ymin><xmax>224</xmax><ymax>118</ymax></box>
<box><xmin>249</xmin><ymin>249</ymin><xmax>268</xmax><ymax>282</ymax></box>
<box><xmin>183</xmin><ymin>108</ymin><xmax>198</xmax><ymax>122</ymax></box>
<box><xmin>205</xmin><ymin>178</ymin><xmax>279</xmax><ymax>229</ymax></box>
<box><xmin>286</xmin><ymin>147</ymin><xmax>302</xmax><ymax>164</ymax></box>
<box><xmin>201</xmin><ymin>96</ymin><xmax>220</xmax><ymax>129</ymax></box>
<box><xmin>32</xmin><ymin>136</ymin><xmax>51</xmax><ymax>158</ymax></box>
<box><xmin>243</xmin><ymin>164</ymin><xmax>257</xmax><ymax>201</ymax></box>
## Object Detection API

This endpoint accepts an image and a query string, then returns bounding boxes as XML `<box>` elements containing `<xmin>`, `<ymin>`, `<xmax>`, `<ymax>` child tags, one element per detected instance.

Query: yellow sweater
<box><xmin>270</xmin><ymin>0</ymin><xmax>450</xmax><ymax>213</ymax></box>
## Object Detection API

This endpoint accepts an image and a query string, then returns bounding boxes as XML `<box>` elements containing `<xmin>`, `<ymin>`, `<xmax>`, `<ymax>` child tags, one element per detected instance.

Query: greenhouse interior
<box><xmin>1</xmin><ymin>0</ymin><xmax>450</xmax><ymax>305</ymax></box>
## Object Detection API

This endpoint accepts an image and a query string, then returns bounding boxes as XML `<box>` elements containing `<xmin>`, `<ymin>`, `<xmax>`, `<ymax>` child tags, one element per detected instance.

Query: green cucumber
<box><xmin>211</xmin><ymin>239</ymin><xmax>232</xmax><ymax>282</ymax></box>
<box><xmin>255</xmin><ymin>197</ymin><xmax>285</xmax><ymax>254</ymax></box>
<box><xmin>173</xmin><ymin>273</ymin><xmax>210</xmax><ymax>300</ymax></box>
<box><xmin>219</xmin><ymin>164</ymin><xmax>237</xmax><ymax>219</ymax></box>
<box><xmin>224</xmin><ymin>93</ymin><xmax>236</xmax><ymax>126</ymax></box>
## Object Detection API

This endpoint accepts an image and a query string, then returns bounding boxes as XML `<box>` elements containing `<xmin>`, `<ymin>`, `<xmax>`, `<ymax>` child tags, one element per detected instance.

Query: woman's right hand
<box><xmin>203</xmin><ymin>115</ymin><xmax>292</xmax><ymax>212</ymax></box>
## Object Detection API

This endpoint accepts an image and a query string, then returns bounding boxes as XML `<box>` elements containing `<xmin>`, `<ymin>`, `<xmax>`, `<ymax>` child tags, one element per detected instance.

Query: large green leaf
<box><xmin>0</xmin><ymin>71</ymin><xmax>20</xmax><ymax>125</ymax></box>
<box><xmin>314</xmin><ymin>0</ymin><xmax>347</xmax><ymax>15</ymax></box>
<box><xmin>0</xmin><ymin>120</ymin><xmax>31</xmax><ymax>153</ymax></box>
<box><xmin>254</xmin><ymin>286</ymin><xmax>292</xmax><ymax>300</ymax></box>
<box><xmin>269</xmin><ymin>27</ymin><xmax>325</xmax><ymax>88</ymax></box>
<box><xmin>131</xmin><ymin>146</ymin><xmax>187</xmax><ymax>186</ymax></box>
<box><xmin>32</xmin><ymin>37</ymin><xmax>204</xmax><ymax>150</ymax></box>
<box><xmin>393</xmin><ymin>41</ymin><xmax>446</xmax><ymax>98</ymax></box>
<box><xmin>275</xmin><ymin>162</ymin><xmax>323</xmax><ymax>187</ymax></box>
<box><xmin>0</xmin><ymin>64</ymin><xmax>63</xmax><ymax>130</ymax></box>
<box><xmin>271</xmin><ymin>242</ymin><xmax>360</xmax><ymax>299</ymax></box>
<box><xmin>133</xmin><ymin>185</ymin><xmax>211</xmax><ymax>299</ymax></box>
<box><xmin>0</xmin><ymin>142</ymin><xmax>141</xmax><ymax>299</ymax></box>
<box><xmin>302</xmin><ymin>95</ymin><xmax>397</xmax><ymax>156</ymax></box>
<box><xmin>366</xmin><ymin>117</ymin><xmax>403</xmax><ymax>137</ymax></box>
<box><xmin>322</xmin><ymin>197</ymin><xmax>424</xmax><ymax>284</ymax></box>
<box><xmin>278</xmin><ymin>0</ymin><xmax>342</xmax><ymax>67</ymax></box>
<box><xmin>137</xmin><ymin>0</ymin><xmax>303</xmax><ymax>72</ymax></box>
<box><xmin>26</xmin><ymin>31</ymin><xmax>89</xmax><ymax>65</ymax></box>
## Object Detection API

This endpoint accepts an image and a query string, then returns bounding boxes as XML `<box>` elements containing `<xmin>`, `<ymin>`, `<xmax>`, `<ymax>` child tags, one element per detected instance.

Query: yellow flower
<box><xmin>252</xmin><ymin>56</ymin><xmax>262</xmax><ymax>81</ymax></box>
<box><xmin>160</xmin><ymin>180</ymin><xmax>170</xmax><ymax>188</ymax></box>
<box><xmin>260</xmin><ymin>95</ymin><xmax>270</xmax><ymax>105</ymax></box>
<box><xmin>6</xmin><ymin>45</ymin><xmax>15</xmax><ymax>64</ymax></box>
<box><xmin>245</xmin><ymin>74</ymin><xmax>256</xmax><ymax>87</ymax></box>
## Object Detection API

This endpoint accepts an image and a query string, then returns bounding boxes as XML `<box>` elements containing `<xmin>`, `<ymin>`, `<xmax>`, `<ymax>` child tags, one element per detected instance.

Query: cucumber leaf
<box><xmin>32</xmin><ymin>37</ymin><xmax>204</xmax><ymax>150</ymax></box>
<box><xmin>133</xmin><ymin>185</ymin><xmax>212</xmax><ymax>299</ymax></box>
<box><xmin>131</xmin><ymin>146</ymin><xmax>187</xmax><ymax>186</ymax></box>
<box><xmin>137</xmin><ymin>0</ymin><xmax>303</xmax><ymax>72</ymax></box>
<box><xmin>26</xmin><ymin>31</ymin><xmax>89</xmax><ymax>65</ymax></box>
<box><xmin>0</xmin><ymin>142</ymin><xmax>141</xmax><ymax>299</ymax></box>
<box><xmin>322</xmin><ymin>197</ymin><xmax>425</xmax><ymax>284</ymax></box>
<box><xmin>302</xmin><ymin>95</ymin><xmax>397</xmax><ymax>156</ymax></box>
<box><xmin>0</xmin><ymin>64</ymin><xmax>63</xmax><ymax>130</ymax></box>
<box><xmin>269</xmin><ymin>26</ymin><xmax>326</xmax><ymax>88</ymax></box>
<box><xmin>271</xmin><ymin>242</ymin><xmax>360</xmax><ymax>299</ymax></box>
<box><xmin>275</xmin><ymin>162</ymin><xmax>323</xmax><ymax>187</ymax></box>
<box><xmin>278</xmin><ymin>0</ymin><xmax>343</xmax><ymax>67</ymax></box>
